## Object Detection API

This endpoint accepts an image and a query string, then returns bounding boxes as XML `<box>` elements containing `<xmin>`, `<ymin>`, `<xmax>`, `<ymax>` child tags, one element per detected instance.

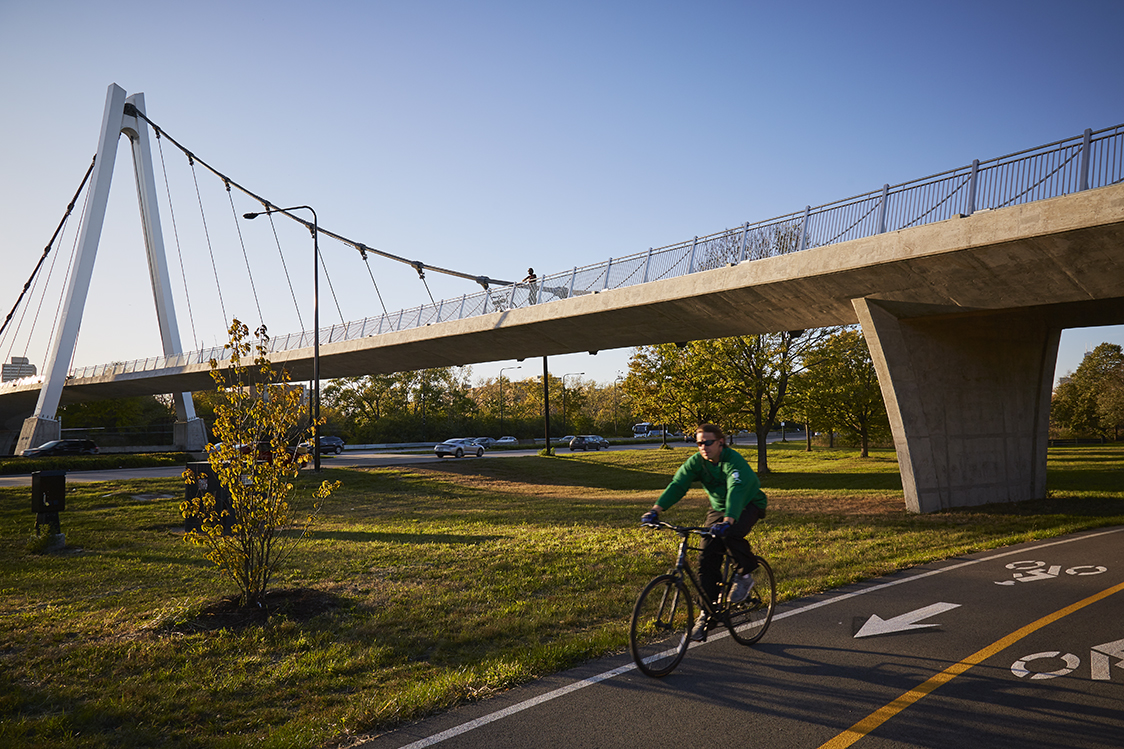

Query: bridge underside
<box><xmin>2</xmin><ymin>183</ymin><xmax>1123</xmax><ymax>511</ymax></box>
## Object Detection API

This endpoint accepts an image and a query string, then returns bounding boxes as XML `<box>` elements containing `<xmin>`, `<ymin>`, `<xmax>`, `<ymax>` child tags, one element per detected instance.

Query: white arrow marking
<box><xmin>855</xmin><ymin>602</ymin><xmax>961</xmax><ymax>638</ymax></box>
<box><xmin>1090</xmin><ymin>637</ymin><xmax>1124</xmax><ymax>680</ymax></box>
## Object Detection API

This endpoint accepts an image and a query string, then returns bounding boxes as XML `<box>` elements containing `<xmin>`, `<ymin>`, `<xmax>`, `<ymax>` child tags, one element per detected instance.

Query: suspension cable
<box><xmin>156</xmin><ymin>128</ymin><xmax>199</xmax><ymax>349</ymax></box>
<box><xmin>316</xmin><ymin>239</ymin><xmax>346</xmax><ymax>324</ymax></box>
<box><xmin>0</xmin><ymin>156</ymin><xmax>95</xmax><ymax>342</ymax></box>
<box><xmin>360</xmin><ymin>246</ymin><xmax>389</xmax><ymax>316</ymax></box>
<box><xmin>225</xmin><ymin>180</ymin><xmax>263</xmax><ymax>322</ymax></box>
<box><xmin>125</xmin><ymin>105</ymin><xmax>514</xmax><ymax>289</ymax></box>
<box><xmin>42</xmin><ymin>185</ymin><xmax>89</xmax><ymax>370</ymax></box>
<box><xmin>266</xmin><ymin>211</ymin><xmax>304</xmax><ymax>329</ymax></box>
<box><xmin>188</xmin><ymin>153</ymin><xmax>228</xmax><ymax>324</ymax></box>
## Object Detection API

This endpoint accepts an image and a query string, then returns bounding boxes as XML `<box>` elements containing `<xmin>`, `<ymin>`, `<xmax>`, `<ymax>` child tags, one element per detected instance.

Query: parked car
<box><xmin>568</xmin><ymin>435</ymin><xmax>603</xmax><ymax>451</ymax></box>
<box><xmin>315</xmin><ymin>435</ymin><xmax>346</xmax><ymax>454</ymax></box>
<box><xmin>469</xmin><ymin>437</ymin><xmax>496</xmax><ymax>447</ymax></box>
<box><xmin>585</xmin><ymin>435</ymin><xmax>610</xmax><ymax>448</ymax></box>
<box><xmin>495</xmin><ymin>436</ymin><xmax>518</xmax><ymax>446</ymax></box>
<box><xmin>434</xmin><ymin>438</ymin><xmax>485</xmax><ymax>458</ymax></box>
<box><xmin>22</xmin><ymin>439</ymin><xmax>99</xmax><ymax>457</ymax></box>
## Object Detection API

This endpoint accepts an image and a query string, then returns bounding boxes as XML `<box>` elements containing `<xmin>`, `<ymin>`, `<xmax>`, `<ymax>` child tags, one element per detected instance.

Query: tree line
<box><xmin>48</xmin><ymin>336</ymin><xmax>1123</xmax><ymax>460</ymax></box>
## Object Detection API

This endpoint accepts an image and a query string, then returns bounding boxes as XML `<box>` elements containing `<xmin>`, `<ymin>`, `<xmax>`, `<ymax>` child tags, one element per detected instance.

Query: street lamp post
<box><xmin>243</xmin><ymin>205</ymin><xmax>321</xmax><ymax>472</ymax></box>
<box><xmin>499</xmin><ymin>365</ymin><xmax>521</xmax><ymax>433</ymax></box>
<box><xmin>613</xmin><ymin>373</ymin><xmax>624</xmax><ymax>437</ymax></box>
<box><xmin>562</xmin><ymin>372</ymin><xmax>584</xmax><ymax>436</ymax></box>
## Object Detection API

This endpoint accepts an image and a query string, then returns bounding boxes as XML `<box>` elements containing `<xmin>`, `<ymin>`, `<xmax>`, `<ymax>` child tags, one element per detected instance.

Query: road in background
<box><xmin>2</xmin><ymin>436</ymin><xmax>807</xmax><ymax>487</ymax></box>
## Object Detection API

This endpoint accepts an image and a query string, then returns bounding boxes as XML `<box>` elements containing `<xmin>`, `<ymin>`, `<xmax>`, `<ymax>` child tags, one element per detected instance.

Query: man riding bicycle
<box><xmin>641</xmin><ymin>423</ymin><xmax>766</xmax><ymax>641</ymax></box>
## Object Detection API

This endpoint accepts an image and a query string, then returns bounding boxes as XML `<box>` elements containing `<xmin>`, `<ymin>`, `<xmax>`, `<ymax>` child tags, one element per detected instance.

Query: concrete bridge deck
<box><xmin>3</xmin><ymin>181</ymin><xmax>1122</xmax><ymax>511</ymax></box>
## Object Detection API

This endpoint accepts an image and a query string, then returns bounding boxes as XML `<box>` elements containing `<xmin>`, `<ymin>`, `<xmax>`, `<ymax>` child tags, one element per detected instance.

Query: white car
<box><xmin>434</xmin><ymin>438</ymin><xmax>484</xmax><ymax>458</ymax></box>
<box><xmin>495</xmin><ymin>436</ymin><xmax>518</xmax><ymax>446</ymax></box>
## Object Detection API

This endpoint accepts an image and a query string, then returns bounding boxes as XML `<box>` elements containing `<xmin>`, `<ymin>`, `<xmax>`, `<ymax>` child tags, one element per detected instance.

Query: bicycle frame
<box><xmin>664</xmin><ymin>525</ymin><xmax>728</xmax><ymax>618</ymax></box>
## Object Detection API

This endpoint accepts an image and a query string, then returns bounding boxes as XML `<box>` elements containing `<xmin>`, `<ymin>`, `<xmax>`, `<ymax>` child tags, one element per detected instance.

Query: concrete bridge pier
<box><xmin>854</xmin><ymin>298</ymin><xmax>1059</xmax><ymax>514</ymax></box>
<box><xmin>174</xmin><ymin>417</ymin><xmax>208</xmax><ymax>452</ymax></box>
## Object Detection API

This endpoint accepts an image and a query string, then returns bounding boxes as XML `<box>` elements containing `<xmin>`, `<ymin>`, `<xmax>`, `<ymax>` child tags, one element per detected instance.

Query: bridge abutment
<box><xmin>174</xmin><ymin>417</ymin><xmax>208</xmax><ymax>452</ymax></box>
<box><xmin>16</xmin><ymin>416</ymin><xmax>62</xmax><ymax>455</ymax></box>
<box><xmin>854</xmin><ymin>298</ymin><xmax>1058</xmax><ymax>514</ymax></box>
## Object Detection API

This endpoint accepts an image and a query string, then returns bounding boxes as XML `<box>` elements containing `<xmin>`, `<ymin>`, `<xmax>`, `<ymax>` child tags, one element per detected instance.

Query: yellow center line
<box><xmin>818</xmin><ymin>579</ymin><xmax>1124</xmax><ymax>749</ymax></box>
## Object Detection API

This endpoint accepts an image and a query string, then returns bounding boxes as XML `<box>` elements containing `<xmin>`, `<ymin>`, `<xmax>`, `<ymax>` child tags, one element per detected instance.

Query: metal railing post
<box><xmin>966</xmin><ymin>159</ymin><xmax>979</xmax><ymax>216</ymax></box>
<box><xmin>876</xmin><ymin>184</ymin><xmax>890</xmax><ymax>233</ymax></box>
<box><xmin>1079</xmin><ymin>128</ymin><xmax>1092</xmax><ymax>191</ymax></box>
<box><xmin>603</xmin><ymin>258</ymin><xmax>613</xmax><ymax>290</ymax></box>
<box><xmin>796</xmin><ymin>206</ymin><xmax>811</xmax><ymax>252</ymax></box>
<box><xmin>642</xmin><ymin>248</ymin><xmax>653</xmax><ymax>283</ymax></box>
<box><xmin>738</xmin><ymin>222</ymin><xmax>749</xmax><ymax>262</ymax></box>
<box><xmin>687</xmin><ymin>236</ymin><xmax>699</xmax><ymax>273</ymax></box>
<box><xmin>568</xmin><ymin>267</ymin><xmax>577</xmax><ymax>298</ymax></box>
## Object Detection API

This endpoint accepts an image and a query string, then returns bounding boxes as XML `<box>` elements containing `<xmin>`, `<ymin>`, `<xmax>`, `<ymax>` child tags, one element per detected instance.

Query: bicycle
<box><xmin>629</xmin><ymin>520</ymin><xmax>776</xmax><ymax>677</ymax></box>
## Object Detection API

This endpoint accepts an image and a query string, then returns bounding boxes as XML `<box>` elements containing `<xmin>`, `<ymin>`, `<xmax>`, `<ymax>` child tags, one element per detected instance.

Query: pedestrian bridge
<box><xmin>5</xmin><ymin>181</ymin><xmax>1123</xmax><ymax>511</ymax></box>
<box><xmin>2</xmin><ymin>87</ymin><xmax>1121</xmax><ymax>512</ymax></box>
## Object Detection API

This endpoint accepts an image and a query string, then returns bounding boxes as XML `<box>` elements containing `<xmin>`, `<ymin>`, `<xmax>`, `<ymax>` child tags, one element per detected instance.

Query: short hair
<box><xmin>696</xmin><ymin>423</ymin><xmax>724</xmax><ymax>440</ymax></box>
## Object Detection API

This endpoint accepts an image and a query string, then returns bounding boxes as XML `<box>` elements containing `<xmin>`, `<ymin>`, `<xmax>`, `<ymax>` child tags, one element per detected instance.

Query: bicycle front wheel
<box><xmin>630</xmin><ymin>575</ymin><xmax>693</xmax><ymax>677</ymax></box>
<box><xmin>726</xmin><ymin>557</ymin><xmax>776</xmax><ymax>645</ymax></box>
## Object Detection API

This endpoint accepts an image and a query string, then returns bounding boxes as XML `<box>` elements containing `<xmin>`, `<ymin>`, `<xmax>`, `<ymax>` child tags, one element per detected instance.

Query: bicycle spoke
<box><xmin>630</xmin><ymin>576</ymin><xmax>692</xmax><ymax>677</ymax></box>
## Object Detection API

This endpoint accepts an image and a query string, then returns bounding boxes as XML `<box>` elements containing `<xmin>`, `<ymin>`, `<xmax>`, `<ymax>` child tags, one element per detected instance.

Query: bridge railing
<box><xmin>39</xmin><ymin>123</ymin><xmax>1122</xmax><ymax>383</ymax></box>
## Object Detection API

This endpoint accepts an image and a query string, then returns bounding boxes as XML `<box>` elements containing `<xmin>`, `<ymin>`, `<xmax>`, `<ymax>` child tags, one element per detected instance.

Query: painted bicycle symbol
<box><xmin>995</xmin><ymin>560</ymin><xmax>1107</xmax><ymax>586</ymax></box>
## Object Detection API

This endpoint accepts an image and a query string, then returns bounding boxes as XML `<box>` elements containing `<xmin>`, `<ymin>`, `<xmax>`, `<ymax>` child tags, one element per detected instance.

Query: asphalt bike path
<box><xmin>356</xmin><ymin>526</ymin><xmax>1124</xmax><ymax>749</ymax></box>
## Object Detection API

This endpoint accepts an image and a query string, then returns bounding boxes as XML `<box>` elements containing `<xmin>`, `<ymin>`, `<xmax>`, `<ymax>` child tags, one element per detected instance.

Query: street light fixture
<box><xmin>243</xmin><ymin>205</ymin><xmax>321</xmax><ymax>472</ymax></box>
<box><xmin>562</xmin><ymin>372</ymin><xmax>584</xmax><ymax>436</ymax></box>
<box><xmin>499</xmin><ymin>365</ymin><xmax>521</xmax><ymax>433</ymax></box>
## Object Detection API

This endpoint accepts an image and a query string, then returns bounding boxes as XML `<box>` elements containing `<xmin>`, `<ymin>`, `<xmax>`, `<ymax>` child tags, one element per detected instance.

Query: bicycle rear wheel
<box><xmin>630</xmin><ymin>574</ymin><xmax>693</xmax><ymax>677</ymax></box>
<box><xmin>725</xmin><ymin>557</ymin><xmax>776</xmax><ymax>645</ymax></box>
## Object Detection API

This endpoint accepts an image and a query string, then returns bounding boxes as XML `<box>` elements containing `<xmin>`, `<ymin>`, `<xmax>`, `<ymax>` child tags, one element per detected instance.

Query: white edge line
<box><xmin>390</xmin><ymin>525</ymin><xmax>1124</xmax><ymax>749</ymax></box>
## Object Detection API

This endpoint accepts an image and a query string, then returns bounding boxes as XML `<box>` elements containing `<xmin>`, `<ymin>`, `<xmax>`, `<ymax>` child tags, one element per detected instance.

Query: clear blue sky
<box><xmin>1</xmin><ymin>0</ymin><xmax>1121</xmax><ymax>390</ymax></box>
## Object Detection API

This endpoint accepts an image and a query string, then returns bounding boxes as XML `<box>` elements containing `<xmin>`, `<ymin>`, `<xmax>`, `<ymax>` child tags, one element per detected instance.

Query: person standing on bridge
<box><xmin>640</xmin><ymin>423</ymin><xmax>766</xmax><ymax>641</ymax></box>
<box><xmin>522</xmin><ymin>268</ymin><xmax>537</xmax><ymax>305</ymax></box>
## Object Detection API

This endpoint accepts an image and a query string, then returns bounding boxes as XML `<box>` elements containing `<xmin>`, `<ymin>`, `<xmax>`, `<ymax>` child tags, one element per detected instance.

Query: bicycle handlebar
<box><xmin>641</xmin><ymin>520</ymin><xmax>715</xmax><ymax>537</ymax></box>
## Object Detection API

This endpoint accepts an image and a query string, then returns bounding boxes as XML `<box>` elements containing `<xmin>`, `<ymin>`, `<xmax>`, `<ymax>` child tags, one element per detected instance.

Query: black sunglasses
<box><xmin>696</xmin><ymin>438</ymin><xmax>718</xmax><ymax>447</ymax></box>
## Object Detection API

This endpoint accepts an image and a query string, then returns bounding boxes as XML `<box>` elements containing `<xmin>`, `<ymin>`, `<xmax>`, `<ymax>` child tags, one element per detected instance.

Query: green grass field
<box><xmin>1</xmin><ymin>443</ymin><xmax>1121</xmax><ymax>747</ymax></box>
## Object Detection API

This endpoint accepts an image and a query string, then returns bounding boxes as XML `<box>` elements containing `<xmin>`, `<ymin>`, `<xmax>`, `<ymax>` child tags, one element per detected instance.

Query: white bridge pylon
<box><xmin>15</xmin><ymin>83</ymin><xmax>206</xmax><ymax>454</ymax></box>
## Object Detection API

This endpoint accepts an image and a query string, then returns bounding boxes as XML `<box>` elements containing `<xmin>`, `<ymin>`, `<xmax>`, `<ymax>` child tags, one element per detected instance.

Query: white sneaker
<box><xmin>729</xmin><ymin>573</ymin><xmax>756</xmax><ymax>603</ymax></box>
<box><xmin>689</xmin><ymin>612</ymin><xmax>710</xmax><ymax>641</ymax></box>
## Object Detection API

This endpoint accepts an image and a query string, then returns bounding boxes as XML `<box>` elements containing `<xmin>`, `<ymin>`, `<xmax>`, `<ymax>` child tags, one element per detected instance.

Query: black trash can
<box><xmin>32</xmin><ymin>470</ymin><xmax>66</xmax><ymax>534</ymax></box>
<box><xmin>183</xmin><ymin>461</ymin><xmax>235</xmax><ymax>535</ymax></box>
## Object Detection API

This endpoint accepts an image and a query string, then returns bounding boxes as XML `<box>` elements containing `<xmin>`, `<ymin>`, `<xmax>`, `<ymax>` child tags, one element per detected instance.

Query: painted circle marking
<box><xmin>1011</xmin><ymin>651</ymin><xmax>1080</xmax><ymax>680</ymax></box>
<box><xmin>1066</xmin><ymin>565</ymin><xmax>1107</xmax><ymax>576</ymax></box>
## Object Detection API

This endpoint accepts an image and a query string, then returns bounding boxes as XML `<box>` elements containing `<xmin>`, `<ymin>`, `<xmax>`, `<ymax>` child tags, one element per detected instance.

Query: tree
<box><xmin>1052</xmin><ymin>343</ymin><xmax>1124</xmax><ymax>439</ymax></box>
<box><xmin>713</xmin><ymin>329</ymin><xmax>831</xmax><ymax>474</ymax></box>
<box><xmin>798</xmin><ymin>329</ymin><xmax>890</xmax><ymax>457</ymax></box>
<box><xmin>181</xmin><ymin>320</ymin><xmax>338</xmax><ymax>607</ymax></box>
<box><xmin>624</xmin><ymin>342</ymin><xmax>732</xmax><ymax>439</ymax></box>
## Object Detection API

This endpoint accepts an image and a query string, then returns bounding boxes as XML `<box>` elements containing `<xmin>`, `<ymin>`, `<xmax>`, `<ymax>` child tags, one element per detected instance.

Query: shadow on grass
<box><xmin>762</xmin><ymin>471</ymin><xmax>904</xmax><ymax>492</ymax></box>
<box><xmin>167</xmin><ymin>587</ymin><xmax>350</xmax><ymax>633</ymax></box>
<box><xmin>308</xmin><ymin>530</ymin><xmax>504</xmax><ymax>544</ymax></box>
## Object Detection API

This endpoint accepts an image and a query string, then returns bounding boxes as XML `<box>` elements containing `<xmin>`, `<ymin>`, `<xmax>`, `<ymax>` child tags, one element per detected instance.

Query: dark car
<box><xmin>22</xmin><ymin>439</ymin><xmax>99</xmax><ymax>457</ymax></box>
<box><xmin>568</xmin><ymin>435</ymin><xmax>603</xmax><ymax>451</ymax></box>
<box><xmin>317</xmin><ymin>435</ymin><xmax>346</xmax><ymax>454</ymax></box>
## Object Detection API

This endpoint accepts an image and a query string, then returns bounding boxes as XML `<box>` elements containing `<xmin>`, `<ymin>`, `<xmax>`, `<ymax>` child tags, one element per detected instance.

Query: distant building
<box><xmin>2</xmin><ymin>356</ymin><xmax>37</xmax><ymax>382</ymax></box>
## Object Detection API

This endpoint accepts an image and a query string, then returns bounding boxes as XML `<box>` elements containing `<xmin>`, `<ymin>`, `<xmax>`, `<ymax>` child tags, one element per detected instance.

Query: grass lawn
<box><xmin>1</xmin><ymin>442</ymin><xmax>1121</xmax><ymax>747</ymax></box>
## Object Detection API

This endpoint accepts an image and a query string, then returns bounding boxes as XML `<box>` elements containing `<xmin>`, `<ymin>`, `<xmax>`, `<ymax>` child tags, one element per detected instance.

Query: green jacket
<box><xmin>656</xmin><ymin>447</ymin><xmax>766</xmax><ymax>519</ymax></box>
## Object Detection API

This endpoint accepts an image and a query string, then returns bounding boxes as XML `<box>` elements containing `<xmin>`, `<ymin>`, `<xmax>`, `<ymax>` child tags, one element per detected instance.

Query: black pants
<box><xmin>699</xmin><ymin>505</ymin><xmax>762</xmax><ymax>604</ymax></box>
